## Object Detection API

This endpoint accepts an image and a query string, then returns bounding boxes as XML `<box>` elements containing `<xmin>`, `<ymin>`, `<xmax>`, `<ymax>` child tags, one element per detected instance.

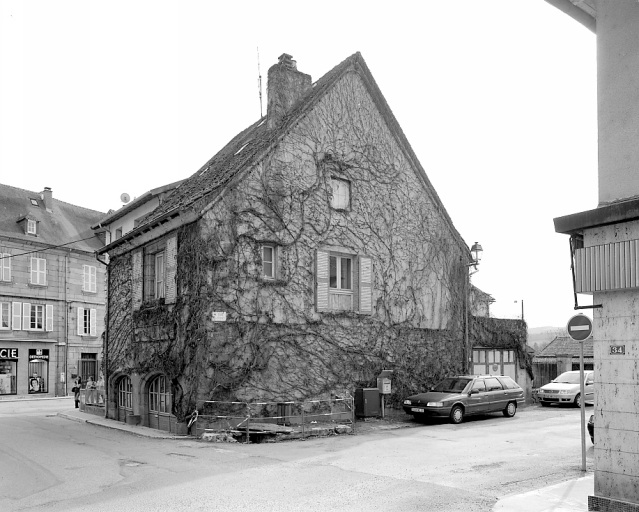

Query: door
<box><xmin>117</xmin><ymin>376</ymin><xmax>133</xmax><ymax>422</ymax></box>
<box><xmin>466</xmin><ymin>379</ymin><xmax>489</xmax><ymax>415</ymax></box>
<box><xmin>584</xmin><ymin>372</ymin><xmax>595</xmax><ymax>402</ymax></box>
<box><xmin>148</xmin><ymin>375</ymin><xmax>172</xmax><ymax>431</ymax></box>
<box><xmin>484</xmin><ymin>377</ymin><xmax>506</xmax><ymax>411</ymax></box>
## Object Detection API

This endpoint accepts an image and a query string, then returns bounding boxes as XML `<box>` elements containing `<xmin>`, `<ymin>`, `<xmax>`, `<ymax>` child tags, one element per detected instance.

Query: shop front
<box><xmin>0</xmin><ymin>344</ymin><xmax>55</xmax><ymax>398</ymax></box>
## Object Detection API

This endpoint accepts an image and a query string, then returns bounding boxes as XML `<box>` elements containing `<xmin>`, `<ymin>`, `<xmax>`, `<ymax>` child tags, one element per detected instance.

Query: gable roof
<box><xmin>101</xmin><ymin>52</ymin><xmax>469</xmax><ymax>258</ymax></box>
<box><xmin>533</xmin><ymin>335</ymin><xmax>594</xmax><ymax>360</ymax></box>
<box><xmin>0</xmin><ymin>183</ymin><xmax>105</xmax><ymax>253</ymax></box>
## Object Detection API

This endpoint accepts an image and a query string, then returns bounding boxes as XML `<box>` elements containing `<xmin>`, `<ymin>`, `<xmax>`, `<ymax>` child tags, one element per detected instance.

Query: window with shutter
<box><xmin>90</xmin><ymin>309</ymin><xmax>97</xmax><ymax>336</ymax></box>
<box><xmin>316</xmin><ymin>250</ymin><xmax>373</xmax><ymax>313</ymax></box>
<box><xmin>359</xmin><ymin>256</ymin><xmax>373</xmax><ymax>314</ymax></box>
<box><xmin>0</xmin><ymin>303</ymin><xmax>9</xmax><ymax>329</ymax></box>
<box><xmin>23</xmin><ymin>303</ymin><xmax>31</xmax><ymax>330</ymax></box>
<box><xmin>46</xmin><ymin>305</ymin><xmax>54</xmax><ymax>332</ymax></box>
<box><xmin>12</xmin><ymin>302</ymin><xmax>21</xmax><ymax>330</ymax></box>
<box><xmin>316</xmin><ymin>250</ymin><xmax>330</xmax><ymax>312</ymax></box>
<box><xmin>83</xmin><ymin>265</ymin><xmax>97</xmax><ymax>293</ymax></box>
<box><xmin>30</xmin><ymin>257</ymin><xmax>46</xmax><ymax>286</ymax></box>
<box><xmin>1</xmin><ymin>253</ymin><xmax>10</xmax><ymax>282</ymax></box>
<box><xmin>77</xmin><ymin>307</ymin><xmax>84</xmax><ymax>335</ymax></box>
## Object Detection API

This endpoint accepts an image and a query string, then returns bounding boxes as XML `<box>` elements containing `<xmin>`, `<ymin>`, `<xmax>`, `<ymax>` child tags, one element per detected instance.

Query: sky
<box><xmin>0</xmin><ymin>1</ymin><xmax>597</xmax><ymax>329</ymax></box>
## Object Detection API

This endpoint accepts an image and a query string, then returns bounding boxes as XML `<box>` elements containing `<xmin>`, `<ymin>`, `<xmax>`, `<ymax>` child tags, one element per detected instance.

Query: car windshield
<box><xmin>432</xmin><ymin>378</ymin><xmax>471</xmax><ymax>393</ymax></box>
<box><xmin>554</xmin><ymin>372</ymin><xmax>581</xmax><ymax>384</ymax></box>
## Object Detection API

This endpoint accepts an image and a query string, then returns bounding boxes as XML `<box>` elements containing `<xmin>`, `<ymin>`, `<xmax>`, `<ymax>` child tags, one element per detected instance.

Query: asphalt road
<box><xmin>0</xmin><ymin>398</ymin><xmax>593</xmax><ymax>511</ymax></box>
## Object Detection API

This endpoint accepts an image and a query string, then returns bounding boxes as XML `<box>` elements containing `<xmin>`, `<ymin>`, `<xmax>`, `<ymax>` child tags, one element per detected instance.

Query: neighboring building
<box><xmin>532</xmin><ymin>335</ymin><xmax>594</xmax><ymax>388</ymax></box>
<box><xmin>0</xmin><ymin>184</ymin><xmax>105</xmax><ymax>398</ymax></box>
<box><xmin>549</xmin><ymin>1</ymin><xmax>639</xmax><ymax>509</ymax></box>
<box><xmin>92</xmin><ymin>180</ymin><xmax>185</xmax><ymax>245</ymax></box>
<box><xmin>470</xmin><ymin>285</ymin><xmax>494</xmax><ymax>318</ymax></box>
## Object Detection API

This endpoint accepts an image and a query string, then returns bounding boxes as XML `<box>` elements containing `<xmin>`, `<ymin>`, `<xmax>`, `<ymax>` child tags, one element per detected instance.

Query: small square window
<box><xmin>30</xmin><ymin>199</ymin><xmax>39</xmax><ymax>206</ymax></box>
<box><xmin>262</xmin><ymin>245</ymin><xmax>277</xmax><ymax>279</ymax></box>
<box><xmin>330</xmin><ymin>179</ymin><xmax>350</xmax><ymax>210</ymax></box>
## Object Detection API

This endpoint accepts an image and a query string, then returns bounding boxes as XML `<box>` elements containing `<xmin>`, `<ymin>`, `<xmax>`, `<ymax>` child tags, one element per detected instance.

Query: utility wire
<box><xmin>0</xmin><ymin>235</ymin><xmax>98</xmax><ymax>260</ymax></box>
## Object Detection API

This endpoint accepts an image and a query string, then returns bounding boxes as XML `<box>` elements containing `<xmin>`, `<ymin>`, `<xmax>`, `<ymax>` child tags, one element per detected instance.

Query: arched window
<box><xmin>149</xmin><ymin>375</ymin><xmax>170</xmax><ymax>414</ymax></box>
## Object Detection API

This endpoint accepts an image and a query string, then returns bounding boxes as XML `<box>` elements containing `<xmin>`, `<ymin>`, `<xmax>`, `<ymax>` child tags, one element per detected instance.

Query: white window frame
<box><xmin>30</xmin><ymin>257</ymin><xmax>46</xmax><ymax>286</ymax></box>
<box><xmin>329</xmin><ymin>255</ymin><xmax>352</xmax><ymax>292</ymax></box>
<box><xmin>83</xmin><ymin>265</ymin><xmax>97</xmax><ymax>293</ymax></box>
<box><xmin>330</xmin><ymin>178</ymin><xmax>350</xmax><ymax>210</ymax></box>
<box><xmin>77</xmin><ymin>307</ymin><xmax>97</xmax><ymax>336</ymax></box>
<box><xmin>24</xmin><ymin>303</ymin><xmax>44</xmax><ymax>331</ymax></box>
<box><xmin>0</xmin><ymin>302</ymin><xmax>9</xmax><ymax>330</ymax></box>
<box><xmin>27</xmin><ymin>219</ymin><xmax>37</xmax><ymax>234</ymax></box>
<box><xmin>262</xmin><ymin>245</ymin><xmax>277</xmax><ymax>280</ymax></box>
<box><xmin>0</xmin><ymin>253</ymin><xmax>10</xmax><ymax>282</ymax></box>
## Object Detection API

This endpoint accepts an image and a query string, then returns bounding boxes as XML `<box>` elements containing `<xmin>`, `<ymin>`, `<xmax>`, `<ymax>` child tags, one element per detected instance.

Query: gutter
<box><xmin>95</xmin><ymin>252</ymin><xmax>109</xmax><ymax>419</ymax></box>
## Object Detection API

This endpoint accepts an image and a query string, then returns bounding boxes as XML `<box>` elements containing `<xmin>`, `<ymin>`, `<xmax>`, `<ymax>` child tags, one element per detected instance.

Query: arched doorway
<box><xmin>148</xmin><ymin>375</ymin><xmax>172</xmax><ymax>431</ymax></box>
<box><xmin>116</xmin><ymin>375</ymin><xmax>133</xmax><ymax>422</ymax></box>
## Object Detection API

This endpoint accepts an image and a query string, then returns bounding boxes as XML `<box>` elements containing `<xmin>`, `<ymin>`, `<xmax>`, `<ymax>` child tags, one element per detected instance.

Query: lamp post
<box><xmin>464</xmin><ymin>242</ymin><xmax>483</xmax><ymax>373</ymax></box>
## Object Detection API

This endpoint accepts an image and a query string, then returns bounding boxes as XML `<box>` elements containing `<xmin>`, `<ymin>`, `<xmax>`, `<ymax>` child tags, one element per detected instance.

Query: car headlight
<box><xmin>427</xmin><ymin>402</ymin><xmax>444</xmax><ymax>407</ymax></box>
<box><xmin>403</xmin><ymin>399</ymin><xmax>412</xmax><ymax>405</ymax></box>
<box><xmin>558</xmin><ymin>390</ymin><xmax>570</xmax><ymax>394</ymax></box>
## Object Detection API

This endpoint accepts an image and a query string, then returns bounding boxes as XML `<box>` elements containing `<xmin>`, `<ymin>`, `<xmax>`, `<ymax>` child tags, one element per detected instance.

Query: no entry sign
<box><xmin>567</xmin><ymin>314</ymin><xmax>593</xmax><ymax>341</ymax></box>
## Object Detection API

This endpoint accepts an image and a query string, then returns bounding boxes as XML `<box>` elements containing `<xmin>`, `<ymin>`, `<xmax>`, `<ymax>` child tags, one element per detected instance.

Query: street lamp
<box><xmin>469</xmin><ymin>242</ymin><xmax>483</xmax><ymax>268</ymax></box>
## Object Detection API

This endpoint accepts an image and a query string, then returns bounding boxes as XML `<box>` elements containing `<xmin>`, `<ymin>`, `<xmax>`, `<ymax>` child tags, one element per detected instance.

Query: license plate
<box><xmin>412</xmin><ymin>408</ymin><xmax>424</xmax><ymax>413</ymax></box>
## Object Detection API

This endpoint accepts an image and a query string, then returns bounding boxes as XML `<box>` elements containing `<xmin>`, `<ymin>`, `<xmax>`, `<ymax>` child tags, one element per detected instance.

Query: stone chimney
<box><xmin>41</xmin><ymin>187</ymin><xmax>53</xmax><ymax>212</ymax></box>
<box><xmin>267</xmin><ymin>53</ymin><xmax>312</xmax><ymax>130</ymax></box>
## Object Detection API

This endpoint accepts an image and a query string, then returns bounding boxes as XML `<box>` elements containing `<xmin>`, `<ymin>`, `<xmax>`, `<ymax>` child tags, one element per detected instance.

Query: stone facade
<box><xmin>101</xmin><ymin>53</ymin><xmax>488</xmax><ymax>428</ymax></box>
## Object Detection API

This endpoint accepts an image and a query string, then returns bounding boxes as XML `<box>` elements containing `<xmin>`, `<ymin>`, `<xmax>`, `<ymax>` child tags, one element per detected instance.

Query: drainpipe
<box><xmin>64</xmin><ymin>251</ymin><xmax>69</xmax><ymax>397</ymax></box>
<box><xmin>95</xmin><ymin>252</ymin><xmax>109</xmax><ymax>419</ymax></box>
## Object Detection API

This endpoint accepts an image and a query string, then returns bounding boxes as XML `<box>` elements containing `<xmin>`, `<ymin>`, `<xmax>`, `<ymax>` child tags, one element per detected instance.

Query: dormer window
<box><xmin>27</xmin><ymin>220</ymin><xmax>37</xmax><ymax>235</ymax></box>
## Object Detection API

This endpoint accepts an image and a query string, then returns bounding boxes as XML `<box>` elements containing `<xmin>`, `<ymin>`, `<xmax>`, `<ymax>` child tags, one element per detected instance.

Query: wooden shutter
<box><xmin>12</xmin><ymin>302</ymin><xmax>21</xmax><ymax>330</ymax></box>
<box><xmin>90</xmin><ymin>266</ymin><xmax>96</xmax><ymax>292</ymax></box>
<box><xmin>1</xmin><ymin>253</ymin><xmax>10</xmax><ymax>281</ymax></box>
<box><xmin>132</xmin><ymin>249</ymin><xmax>143</xmax><ymax>309</ymax></box>
<box><xmin>41</xmin><ymin>258</ymin><xmax>46</xmax><ymax>285</ymax></box>
<box><xmin>77</xmin><ymin>307</ymin><xmax>84</xmax><ymax>335</ymax></box>
<box><xmin>316</xmin><ymin>250</ymin><xmax>330</xmax><ymax>312</ymax></box>
<box><xmin>30</xmin><ymin>257</ymin><xmax>36</xmax><ymax>284</ymax></box>
<box><xmin>165</xmin><ymin>235</ymin><xmax>177</xmax><ymax>304</ymax></box>
<box><xmin>82</xmin><ymin>265</ymin><xmax>88</xmax><ymax>291</ymax></box>
<box><xmin>46</xmin><ymin>305</ymin><xmax>53</xmax><ymax>331</ymax></box>
<box><xmin>90</xmin><ymin>309</ymin><xmax>97</xmax><ymax>336</ymax></box>
<box><xmin>359</xmin><ymin>255</ymin><xmax>373</xmax><ymax>314</ymax></box>
<box><xmin>23</xmin><ymin>303</ymin><xmax>31</xmax><ymax>330</ymax></box>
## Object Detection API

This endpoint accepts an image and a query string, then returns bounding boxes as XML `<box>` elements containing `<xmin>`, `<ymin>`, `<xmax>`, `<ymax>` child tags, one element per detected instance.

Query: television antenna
<box><xmin>257</xmin><ymin>47</ymin><xmax>263</xmax><ymax>118</ymax></box>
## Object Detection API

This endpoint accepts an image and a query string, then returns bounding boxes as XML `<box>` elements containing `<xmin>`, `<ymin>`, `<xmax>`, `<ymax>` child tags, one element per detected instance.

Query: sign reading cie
<box><xmin>0</xmin><ymin>348</ymin><xmax>18</xmax><ymax>359</ymax></box>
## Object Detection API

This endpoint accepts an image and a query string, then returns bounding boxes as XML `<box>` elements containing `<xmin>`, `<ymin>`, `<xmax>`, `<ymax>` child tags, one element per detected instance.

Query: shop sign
<box><xmin>0</xmin><ymin>348</ymin><xmax>18</xmax><ymax>359</ymax></box>
<box><xmin>28</xmin><ymin>349</ymin><xmax>49</xmax><ymax>361</ymax></box>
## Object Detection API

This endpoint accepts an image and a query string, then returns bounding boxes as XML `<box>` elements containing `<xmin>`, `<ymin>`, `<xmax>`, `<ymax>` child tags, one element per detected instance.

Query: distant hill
<box><xmin>527</xmin><ymin>326</ymin><xmax>566</xmax><ymax>353</ymax></box>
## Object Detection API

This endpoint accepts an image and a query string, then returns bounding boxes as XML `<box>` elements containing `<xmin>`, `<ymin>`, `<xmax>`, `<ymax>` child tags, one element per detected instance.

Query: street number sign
<box><xmin>567</xmin><ymin>314</ymin><xmax>593</xmax><ymax>341</ymax></box>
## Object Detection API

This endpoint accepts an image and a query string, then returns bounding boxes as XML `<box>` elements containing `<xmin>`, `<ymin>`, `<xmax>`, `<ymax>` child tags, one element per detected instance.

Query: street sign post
<box><xmin>566</xmin><ymin>314</ymin><xmax>593</xmax><ymax>472</ymax></box>
<box><xmin>567</xmin><ymin>314</ymin><xmax>593</xmax><ymax>341</ymax></box>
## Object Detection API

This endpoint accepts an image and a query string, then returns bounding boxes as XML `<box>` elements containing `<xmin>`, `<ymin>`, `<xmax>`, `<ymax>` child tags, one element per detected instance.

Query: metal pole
<box><xmin>579</xmin><ymin>339</ymin><xmax>586</xmax><ymax>472</ymax></box>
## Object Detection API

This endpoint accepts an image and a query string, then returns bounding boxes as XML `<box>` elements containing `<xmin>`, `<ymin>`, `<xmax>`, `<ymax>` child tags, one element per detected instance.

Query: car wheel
<box><xmin>574</xmin><ymin>393</ymin><xmax>582</xmax><ymax>408</ymax></box>
<box><xmin>449</xmin><ymin>405</ymin><xmax>464</xmax><ymax>424</ymax></box>
<box><xmin>540</xmin><ymin>401</ymin><xmax>550</xmax><ymax>407</ymax></box>
<box><xmin>503</xmin><ymin>402</ymin><xmax>517</xmax><ymax>418</ymax></box>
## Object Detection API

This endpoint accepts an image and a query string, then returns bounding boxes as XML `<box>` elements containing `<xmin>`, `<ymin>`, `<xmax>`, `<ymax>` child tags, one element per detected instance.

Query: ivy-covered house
<box><xmin>99</xmin><ymin>52</ymin><xmax>517</xmax><ymax>432</ymax></box>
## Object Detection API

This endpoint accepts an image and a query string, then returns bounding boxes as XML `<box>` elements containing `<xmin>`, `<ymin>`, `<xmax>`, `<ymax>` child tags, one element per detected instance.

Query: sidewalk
<box><xmin>58</xmin><ymin>408</ymin><xmax>189</xmax><ymax>439</ymax></box>
<box><xmin>493</xmin><ymin>473</ymin><xmax>594</xmax><ymax>512</ymax></box>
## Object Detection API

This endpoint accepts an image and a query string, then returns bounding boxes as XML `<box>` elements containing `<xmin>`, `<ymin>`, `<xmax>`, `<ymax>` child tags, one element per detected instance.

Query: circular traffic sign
<box><xmin>567</xmin><ymin>314</ymin><xmax>593</xmax><ymax>341</ymax></box>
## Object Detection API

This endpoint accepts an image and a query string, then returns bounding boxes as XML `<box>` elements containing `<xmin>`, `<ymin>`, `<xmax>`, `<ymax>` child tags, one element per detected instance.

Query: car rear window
<box><xmin>484</xmin><ymin>377</ymin><xmax>503</xmax><ymax>391</ymax></box>
<box><xmin>497</xmin><ymin>376</ymin><xmax>520</xmax><ymax>389</ymax></box>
